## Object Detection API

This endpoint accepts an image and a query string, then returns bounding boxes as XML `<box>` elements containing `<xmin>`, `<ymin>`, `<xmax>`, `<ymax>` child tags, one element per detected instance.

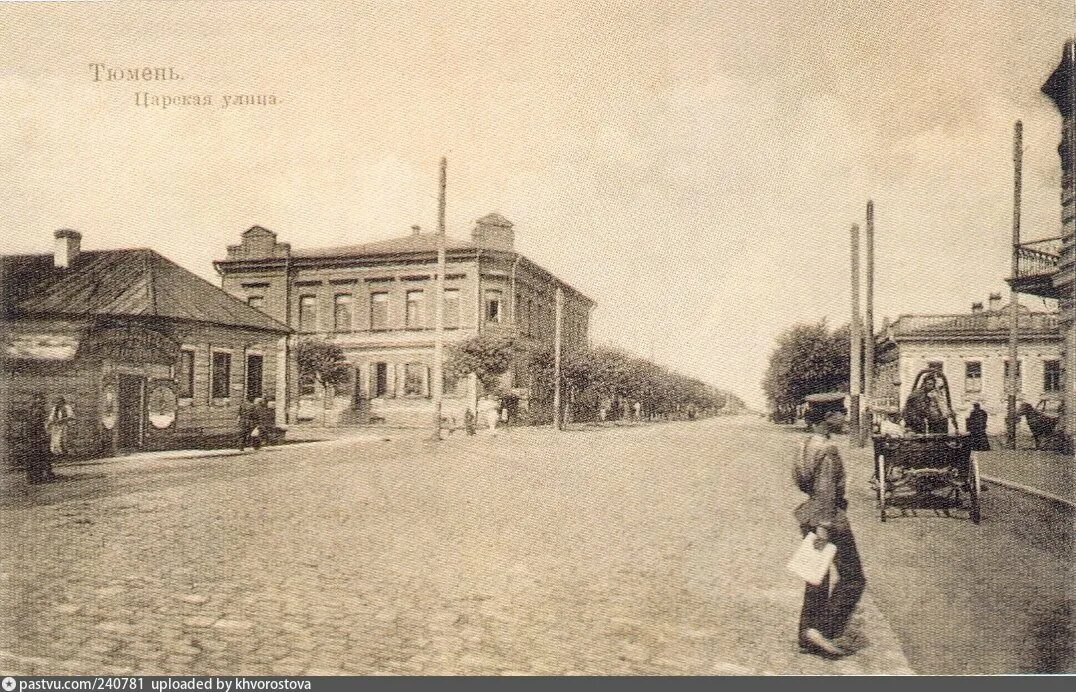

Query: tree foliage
<box><xmin>296</xmin><ymin>338</ymin><xmax>350</xmax><ymax>391</ymax></box>
<box><xmin>445</xmin><ymin>333</ymin><xmax>516</xmax><ymax>392</ymax></box>
<box><xmin>762</xmin><ymin>321</ymin><xmax>849</xmax><ymax>412</ymax></box>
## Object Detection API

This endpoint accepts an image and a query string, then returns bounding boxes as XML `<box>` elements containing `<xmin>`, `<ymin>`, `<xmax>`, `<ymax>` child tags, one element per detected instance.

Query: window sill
<box><xmin>211</xmin><ymin>397</ymin><xmax>231</xmax><ymax>406</ymax></box>
<box><xmin>178</xmin><ymin>397</ymin><xmax>194</xmax><ymax>407</ymax></box>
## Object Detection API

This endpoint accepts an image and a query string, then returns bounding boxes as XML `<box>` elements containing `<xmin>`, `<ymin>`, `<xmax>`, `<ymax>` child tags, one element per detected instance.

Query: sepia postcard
<box><xmin>0</xmin><ymin>0</ymin><xmax>1073</xmax><ymax>679</ymax></box>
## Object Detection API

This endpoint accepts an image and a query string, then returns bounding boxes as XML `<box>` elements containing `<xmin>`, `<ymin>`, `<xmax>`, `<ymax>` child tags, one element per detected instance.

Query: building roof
<box><xmin>290</xmin><ymin>232</ymin><xmax>478</xmax><ymax>259</ymax></box>
<box><xmin>1</xmin><ymin>249</ymin><xmax>290</xmax><ymax>333</ymax></box>
<box><xmin>886</xmin><ymin>305</ymin><xmax>1059</xmax><ymax>340</ymax></box>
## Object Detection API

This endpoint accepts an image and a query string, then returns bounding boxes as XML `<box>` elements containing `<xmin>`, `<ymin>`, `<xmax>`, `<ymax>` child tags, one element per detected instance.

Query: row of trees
<box><xmin>762</xmin><ymin>320</ymin><xmax>850</xmax><ymax>420</ymax></box>
<box><xmin>446</xmin><ymin>334</ymin><xmax>741</xmax><ymax>422</ymax></box>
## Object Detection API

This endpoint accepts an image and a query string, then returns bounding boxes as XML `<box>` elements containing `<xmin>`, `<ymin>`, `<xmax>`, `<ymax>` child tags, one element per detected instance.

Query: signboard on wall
<box><xmin>147</xmin><ymin>381</ymin><xmax>178</xmax><ymax>429</ymax></box>
<box><xmin>80</xmin><ymin>326</ymin><xmax>179</xmax><ymax>364</ymax></box>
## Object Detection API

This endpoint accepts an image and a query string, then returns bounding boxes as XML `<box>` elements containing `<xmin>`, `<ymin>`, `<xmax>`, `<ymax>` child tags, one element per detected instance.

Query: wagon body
<box><xmin>872</xmin><ymin>433</ymin><xmax>981</xmax><ymax>524</ymax></box>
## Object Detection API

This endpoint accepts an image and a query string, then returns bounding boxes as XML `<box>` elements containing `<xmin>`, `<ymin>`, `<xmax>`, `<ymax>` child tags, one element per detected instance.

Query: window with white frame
<box><xmin>211</xmin><ymin>351</ymin><xmax>232</xmax><ymax>399</ymax></box>
<box><xmin>406</xmin><ymin>290</ymin><xmax>424</xmax><ymax>328</ymax></box>
<box><xmin>443</xmin><ymin>289</ymin><xmax>460</xmax><ymax>328</ymax></box>
<box><xmin>964</xmin><ymin>361</ymin><xmax>982</xmax><ymax>394</ymax></box>
<box><xmin>1043</xmin><ymin>359</ymin><xmax>1062</xmax><ymax>393</ymax></box>
<box><xmin>370</xmin><ymin>292</ymin><xmax>389</xmax><ymax>330</ymax></box>
<box><xmin>298</xmin><ymin>295</ymin><xmax>317</xmax><ymax>332</ymax></box>
<box><xmin>333</xmin><ymin>294</ymin><xmax>353</xmax><ymax>332</ymax></box>
<box><xmin>485</xmin><ymin>289</ymin><xmax>503</xmax><ymax>323</ymax></box>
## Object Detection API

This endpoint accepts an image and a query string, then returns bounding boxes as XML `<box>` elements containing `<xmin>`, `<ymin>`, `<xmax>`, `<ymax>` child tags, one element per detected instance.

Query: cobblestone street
<box><xmin>0</xmin><ymin>416</ymin><xmax>1070</xmax><ymax>674</ymax></box>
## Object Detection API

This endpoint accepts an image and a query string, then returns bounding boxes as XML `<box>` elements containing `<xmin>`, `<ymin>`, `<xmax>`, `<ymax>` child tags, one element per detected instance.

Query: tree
<box><xmin>762</xmin><ymin>321</ymin><xmax>850</xmax><ymax>414</ymax></box>
<box><xmin>445</xmin><ymin>333</ymin><xmax>516</xmax><ymax>392</ymax></box>
<box><xmin>296</xmin><ymin>338</ymin><xmax>350</xmax><ymax>396</ymax></box>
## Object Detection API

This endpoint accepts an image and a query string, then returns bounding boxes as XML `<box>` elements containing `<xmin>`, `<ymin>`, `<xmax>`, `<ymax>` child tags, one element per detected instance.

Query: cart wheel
<box><xmin>876</xmin><ymin>453</ymin><xmax>887</xmax><ymax>522</ymax></box>
<box><xmin>968</xmin><ymin>453</ymin><xmax>982</xmax><ymax>525</ymax></box>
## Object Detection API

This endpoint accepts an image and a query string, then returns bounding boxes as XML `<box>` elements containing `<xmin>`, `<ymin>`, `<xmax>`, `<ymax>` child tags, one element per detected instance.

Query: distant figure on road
<box><xmin>46</xmin><ymin>396</ymin><xmax>74</xmax><ymax>456</ymax></box>
<box><xmin>966</xmin><ymin>403</ymin><xmax>990</xmax><ymax>451</ymax></box>
<box><xmin>793</xmin><ymin>395</ymin><xmax>866</xmax><ymax>659</ymax></box>
<box><xmin>463</xmin><ymin>408</ymin><xmax>476</xmax><ymax>436</ymax></box>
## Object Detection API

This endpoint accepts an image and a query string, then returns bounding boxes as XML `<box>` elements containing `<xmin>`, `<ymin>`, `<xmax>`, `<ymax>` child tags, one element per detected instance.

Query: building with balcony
<box><xmin>1007</xmin><ymin>41</ymin><xmax>1075</xmax><ymax>450</ymax></box>
<box><xmin>213</xmin><ymin>214</ymin><xmax>594</xmax><ymax>427</ymax></box>
<box><xmin>873</xmin><ymin>298</ymin><xmax>1062</xmax><ymax>435</ymax></box>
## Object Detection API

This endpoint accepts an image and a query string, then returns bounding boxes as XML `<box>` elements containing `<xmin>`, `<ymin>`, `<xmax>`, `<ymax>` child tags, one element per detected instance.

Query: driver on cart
<box><xmin>902</xmin><ymin>373</ymin><xmax>950</xmax><ymax>434</ymax></box>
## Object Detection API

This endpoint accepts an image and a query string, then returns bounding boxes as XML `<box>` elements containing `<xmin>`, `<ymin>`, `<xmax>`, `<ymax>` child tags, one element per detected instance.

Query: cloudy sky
<box><xmin>1</xmin><ymin>1</ymin><xmax>1072</xmax><ymax>408</ymax></box>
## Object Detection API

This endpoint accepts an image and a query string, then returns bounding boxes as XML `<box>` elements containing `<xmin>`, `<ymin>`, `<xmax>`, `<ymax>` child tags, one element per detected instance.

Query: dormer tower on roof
<box><xmin>472</xmin><ymin>213</ymin><xmax>514</xmax><ymax>252</ymax></box>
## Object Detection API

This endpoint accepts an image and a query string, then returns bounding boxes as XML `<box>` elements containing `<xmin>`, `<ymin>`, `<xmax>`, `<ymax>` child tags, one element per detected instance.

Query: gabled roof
<box><xmin>1</xmin><ymin>249</ymin><xmax>289</xmax><ymax>333</ymax></box>
<box><xmin>290</xmin><ymin>232</ymin><xmax>477</xmax><ymax>259</ymax></box>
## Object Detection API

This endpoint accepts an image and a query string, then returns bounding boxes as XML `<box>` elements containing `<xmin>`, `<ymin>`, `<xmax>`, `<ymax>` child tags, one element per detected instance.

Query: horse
<box><xmin>1018</xmin><ymin>402</ymin><xmax>1061</xmax><ymax>450</ymax></box>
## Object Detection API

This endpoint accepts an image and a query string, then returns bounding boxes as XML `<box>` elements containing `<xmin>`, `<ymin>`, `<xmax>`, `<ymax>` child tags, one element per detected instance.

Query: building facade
<box><xmin>1009</xmin><ymin>42</ymin><xmax>1075</xmax><ymax>451</ymax></box>
<box><xmin>1</xmin><ymin>230</ymin><xmax>290</xmax><ymax>459</ymax></box>
<box><xmin>874</xmin><ymin>300</ymin><xmax>1062</xmax><ymax>435</ymax></box>
<box><xmin>214</xmin><ymin>214</ymin><xmax>594</xmax><ymax>426</ymax></box>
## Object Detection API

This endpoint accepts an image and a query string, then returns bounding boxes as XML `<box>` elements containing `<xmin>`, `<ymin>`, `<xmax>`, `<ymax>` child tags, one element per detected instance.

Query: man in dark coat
<box><xmin>903</xmin><ymin>375</ymin><xmax>950</xmax><ymax>434</ymax></box>
<box><xmin>966</xmin><ymin>403</ymin><xmax>990</xmax><ymax>451</ymax></box>
<box><xmin>237</xmin><ymin>398</ymin><xmax>257</xmax><ymax>451</ymax></box>
<box><xmin>25</xmin><ymin>394</ymin><xmax>56</xmax><ymax>484</ymax></box>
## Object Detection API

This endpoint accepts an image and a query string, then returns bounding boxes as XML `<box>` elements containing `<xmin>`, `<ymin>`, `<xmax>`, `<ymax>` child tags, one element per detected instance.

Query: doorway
<box><xmin>117</xmin><ymin>374</ymin><xmax>144</xmax><ymax>449</ymax></box>
<box><xmin>246</xmin><ymin>353</ymin><xmax>264</xmax><ymax>400</ymax></box>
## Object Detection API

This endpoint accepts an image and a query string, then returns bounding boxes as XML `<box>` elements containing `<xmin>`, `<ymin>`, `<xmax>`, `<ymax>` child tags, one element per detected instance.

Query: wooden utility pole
<box><xmin>863</xmin><ymin>201</ymin><xmax>875</xmax><ymax>445</ymax></box>
<box><xmin>1007</xmin><ymin>122</ymin><xmax>1022</xmax><ymax>449</ymax></box>
<box><xmin>552</xmin><ymin>286</ymin><xmax>564</xmax><ymax>430</ymax></box>
<box><xmin>850</xmin><ymin>223</ymin><xmax>862</xmax><ymax>446</ymax></box>
<box><xmin>431</xmin><ymin>156</ymin><xmax>447</xmax><ymax>441</ymax></box>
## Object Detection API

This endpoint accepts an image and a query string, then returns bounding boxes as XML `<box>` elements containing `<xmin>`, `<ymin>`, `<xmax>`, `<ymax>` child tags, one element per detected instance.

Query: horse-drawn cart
<box><xmin>872</xmin><ymin>370</ymin><xmax>982</xmax><ymax>524</ymax></box>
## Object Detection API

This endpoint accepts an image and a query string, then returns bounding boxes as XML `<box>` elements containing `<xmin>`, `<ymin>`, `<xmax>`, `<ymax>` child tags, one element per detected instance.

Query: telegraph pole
<box><xmin>850</xmin><ymin>223</ymin><xmax>862</xmax><ymax>446</ymax></box>
<box><xmin>431</xmin><ymin>156</ymin><xmax>447</xmax><ymax>441</ymax></box>
<box><xmin>552</xmin><ymin>286</ymin><xmax>564</xmax><ymax>430</ymax></box>
<box><xmin>863</xmin><ymin>201</ymin><xmax>875</xmax><ymax>445</ymax></box>
<box><xmin>1007</xmin><ymin>122</ymin><xmax>1022</xmax><ymax>449</ymax></box>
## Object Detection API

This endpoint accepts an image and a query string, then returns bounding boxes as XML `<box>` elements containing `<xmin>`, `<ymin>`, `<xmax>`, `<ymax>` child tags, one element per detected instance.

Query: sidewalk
<box><xmin>974</xmin><ymin>447</ymin><xmax>1073</xmax><ymax>507</ymax></box>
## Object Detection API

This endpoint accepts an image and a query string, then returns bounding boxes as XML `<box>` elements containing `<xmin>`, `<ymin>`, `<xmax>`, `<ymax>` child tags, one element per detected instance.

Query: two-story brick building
<box><xmin>214</xmin><ymin>214</ymin><xmax>594</xmax><ymax>426</ymax></box>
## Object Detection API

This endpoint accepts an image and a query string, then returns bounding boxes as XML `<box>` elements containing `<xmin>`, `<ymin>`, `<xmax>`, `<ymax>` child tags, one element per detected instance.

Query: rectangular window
<box><xmin>1043</xmin><ymin>359</ymin><xmax>1062</xmax><ymax>393</ymax></box>
<box><xmin>485</xmin><ymin>289</ymin><xmax>503</xmax><ymax>323</ymax></box>
<box><xmin>370</xmin><ymin>292</ymin><xmax>389</xmax><ymax>330</ymax></box>
<box><xmin>177</xmin><ymin>349</ymin><xmax>195</xmax><ymax>398</ymax></box>
<box><xmin>406</xmin><ymin>290</ymin><xmax>424</xmax><ymax>328</ymax></box>
<box><xmin>964</xmin><ymin>361</ymin><xmax>982</xmax><ymax>394</ymax></box>
<box><xmin>374</xmin><ymin>362</ymin><xmax>388</xmax><ymax>397</ymax></box>
<box><xmin>926</xmin><ymin>361</ymin><xmax>944</xmax><ymax>375</ymax></box>
<box><xmin>298</xmin><ymin>294</ymin><xmax>317</xmax><ymax>332</ymax></box>
<box><xmin>333</xmin><ymin>294</ymin><xmax>353</xmax><ymax>332</ymax></box>
<box><xmin>404</xmin><ymin>363</ymin><xmax>425</xmax><ymax>396</ymax></box>
<box><xmin>247</xmin><ymin>295</ymin><xmax>265</xmax><ymax>309</ymax></box>
<box><xmin>211</xmin><ymin>351</ymin><xmax>231</xmax><ymax>399</ymax></box>
<box><xmin>1004</xmin><ymin>360</ymin><xmax>1023</xmax><ymax>392</ymax></box>
<box><xmin>246</xmin><ymin>353</ymin><xmax>264</xmax><ymax>399</ymax></box>
<box><xmin>443</xmin><ymin>289</ymin><xmax>460</xmax><ymax>328</ymax></box>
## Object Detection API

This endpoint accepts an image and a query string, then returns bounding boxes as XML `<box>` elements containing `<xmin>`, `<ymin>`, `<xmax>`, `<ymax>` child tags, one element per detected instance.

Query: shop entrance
<box><xmin>117</xmin><ymin>374</ymin><xmax>144</xmax><ymax>449</ymax></box>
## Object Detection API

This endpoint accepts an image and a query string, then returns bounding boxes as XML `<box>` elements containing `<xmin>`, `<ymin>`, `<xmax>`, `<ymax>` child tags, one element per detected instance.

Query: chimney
<box><xmin>411</xmin><ymin>224</ymin><xmax>422</xmax><ymax>236</ymax></box>
<box><xmin>988</xmin><ymin>292</ymin><xmax>1001</xmax><ymax>311</ymax></box>
<box><xmin>472</xmin><ymin>213</ymin><xmax>514</xmax><ymax>251</ymax></box>
<box><xmin>54</xmin><ymin>229</ymin><xmax>81</xmax><ymax>268</ymax></box>
<box><xmin>971</xmin><ymin>302</ymin><xmax>983</xmax><ymax>313</ymax></box>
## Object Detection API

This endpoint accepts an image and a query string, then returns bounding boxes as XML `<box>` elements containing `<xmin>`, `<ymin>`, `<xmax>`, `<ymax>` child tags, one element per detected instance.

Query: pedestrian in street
<box><xmin>794</xmin><ymin>395</ymin><xmax>866</xmax><ymax>659</ymax></box>
<box><xmin>250</xmin><ymin>397</ymin><xmax>270</xmax><ymax>450</ymax></box>
<box><xmin>46</xmin><ymin>396</ymin><xmax>74</xmax><ymax>456</ymax></box>
<box><xmin>966</xmin><ymin>403</ymin><xmax>990</xmax><ymax>451</ymax></box>
<box><xmin>25</xmin><ymin>393</ymin><xmax>56</xmax><ymax>484</ymax></box>
<box><xmin>463</xmin><ymin>408</ymin><xmax>476</xmax><ymax>436</ymax></box>
<box><xmin>478</xmin><ymin>395</ymin><xmax>499</xmax><ymax>434</ymax></box>
<box><xmin>237</xmin><ymin>397</ymin><xmax>257</xmax><ymax>451</ymax></box>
